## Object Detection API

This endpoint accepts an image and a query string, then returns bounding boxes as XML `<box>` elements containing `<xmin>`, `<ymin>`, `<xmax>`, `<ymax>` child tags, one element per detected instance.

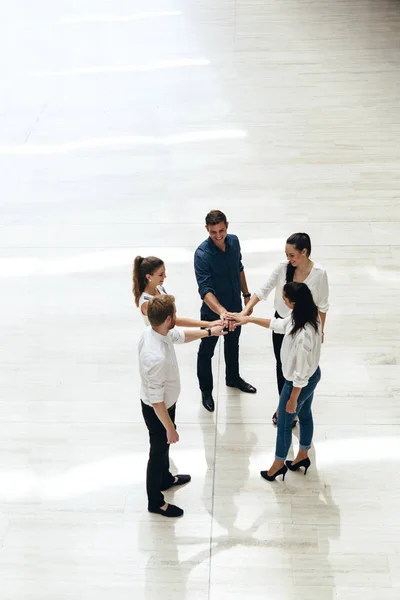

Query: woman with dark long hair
<box><xmin>229</xmin><ymin>282</ymin><xmax>322</xmax><ymax>481</ymax></box>
<box><xmin>132</xmin><ymin>255</ymin><xmax>221</xmax><ymax>328</ymax></box>
<box><xmin>241</xmin><ymin>233</ymin><xmax>328</xmax><ymax>426</ymax></box>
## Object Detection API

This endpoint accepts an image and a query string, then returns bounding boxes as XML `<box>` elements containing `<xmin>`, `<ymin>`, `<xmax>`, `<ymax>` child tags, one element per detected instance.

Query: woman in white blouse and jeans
<box><xmin>230</xmin><ymin>281</ymin><xmax>322</xmax><ymax>481</ymax></box>
<box><xmin>242</xmin><ymin>233</ymin><xmax>328</xmax><ymax>425</ymax></box>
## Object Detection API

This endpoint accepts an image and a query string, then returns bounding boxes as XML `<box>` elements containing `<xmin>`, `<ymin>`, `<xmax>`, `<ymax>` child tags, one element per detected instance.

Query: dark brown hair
<box><xmin>205</xmin><ymin>209</ymin><xmax>227</xmax><ymax>226</ymax></box>
<box><xmin>283</xmin><ymin>282</ymin><xmax>319</xmax><ymax>337</ymax></box>
<box><xmin>132</xmin><ymin>255</ymin><xmax>164</xmax><ymax>306</ymax></box>
<box><xmin>147</xmin><ymin>295</ymin><xmax>176</xmax><ymax>327</ymax></box>
<box><xmin>285</xmin><ymin>233</ymin><xmax>312</xmax><ymax>283</ymax></box>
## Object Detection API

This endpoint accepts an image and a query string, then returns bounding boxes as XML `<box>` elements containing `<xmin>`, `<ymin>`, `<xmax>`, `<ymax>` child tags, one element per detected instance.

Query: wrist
<box><xmin>242</xmin><ymin>293</ymin><xmax>251</xmax><ymax>299</ymax></box>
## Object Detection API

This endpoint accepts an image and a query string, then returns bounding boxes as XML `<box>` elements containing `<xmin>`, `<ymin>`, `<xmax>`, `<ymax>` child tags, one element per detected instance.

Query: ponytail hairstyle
<box><xmin>283</xmin><ymin>281</ymin><xmax>319</xmax><ymax>337</ymax></box>
<box><xmin>132</xmin><ymin>255</ymin><xmax>164</xmax><ymax>307</ymax></box>
<box><xmin>285</xmin><ymin>232</ymin><xmax>312</xmax><ymax>283</ymax></box>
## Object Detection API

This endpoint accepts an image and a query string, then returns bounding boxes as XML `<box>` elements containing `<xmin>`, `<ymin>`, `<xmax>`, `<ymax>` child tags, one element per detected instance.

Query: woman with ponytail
<box><xmin>133</xmin><ymin>256</ymin><xmax>221</xmax><ymax>328</ymax></box>
<box><xmin>241</xmin><ymin>233</ymin><xmax>329</xmax><ymax>425</ymax></box>
<box><xmin>228</xmin><ymin>282</ymin><xmax>322</xmax><ymax>481</ymax></box>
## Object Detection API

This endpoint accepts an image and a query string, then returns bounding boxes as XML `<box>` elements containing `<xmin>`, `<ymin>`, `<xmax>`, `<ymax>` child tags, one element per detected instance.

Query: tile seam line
<box><xmin>208</xmin><ymin>337</ymin><xmax>222</xmax><ymax>599</ymax></box>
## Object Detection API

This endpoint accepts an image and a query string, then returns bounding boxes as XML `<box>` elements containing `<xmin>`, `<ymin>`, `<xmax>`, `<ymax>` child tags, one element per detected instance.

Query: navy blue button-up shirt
<box><xmin>194</xmin><ymin>234</ymin><xmax>244</xmax><ymax>318</ymax></box>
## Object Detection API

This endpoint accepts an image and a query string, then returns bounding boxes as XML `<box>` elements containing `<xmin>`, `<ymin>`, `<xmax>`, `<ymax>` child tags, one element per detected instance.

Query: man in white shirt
<box><xmin>139</xmin><ymin>294</ymin><xmax>225</xmax><ymax>518</ymax></box>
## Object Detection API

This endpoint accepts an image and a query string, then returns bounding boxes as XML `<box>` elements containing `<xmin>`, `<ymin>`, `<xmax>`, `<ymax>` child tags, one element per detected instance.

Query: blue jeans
<box><xmin>275</xmin><ymin>367</ymin><xmax>321</xmax><ymax>461</ymax></box>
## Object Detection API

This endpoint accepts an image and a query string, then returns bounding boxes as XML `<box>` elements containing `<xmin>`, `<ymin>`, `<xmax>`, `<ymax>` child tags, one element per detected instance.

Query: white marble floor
<box><xmin>1</xmin><ymin>0</ymin><xmax>400</xmax><ymax>598</ymax></box>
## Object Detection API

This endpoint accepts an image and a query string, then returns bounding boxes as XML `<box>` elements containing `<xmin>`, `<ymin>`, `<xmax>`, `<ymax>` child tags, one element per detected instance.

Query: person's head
<box><xmin>285</xmin><ymin>233</ymin><xmax>312</xmax><ymax>268</ymax></box>
<box><xmin>205</xmin><ymin>209</ymin><xmax>229</xmax><ymax>245</ymax></box>
<box><xmin>147</xmin><ymin>295</ymin><xmax>176</xmax><ymax>330</ymax></box>
<box><xmin>132</xmin><ymin>256</ymin><xmax>166</xmax><ymax>306</ymax></box>
<box><xmin>282</xmin><ymin>281</ymin><xmax>319</xmax><ymax>336</ymax></box>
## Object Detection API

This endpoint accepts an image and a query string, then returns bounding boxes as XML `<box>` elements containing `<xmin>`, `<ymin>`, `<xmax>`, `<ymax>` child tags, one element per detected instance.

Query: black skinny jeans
<box><xmin>141</xmin><ymin>401</ymin><xmax>176</xmax><ymax>510</ymax></box>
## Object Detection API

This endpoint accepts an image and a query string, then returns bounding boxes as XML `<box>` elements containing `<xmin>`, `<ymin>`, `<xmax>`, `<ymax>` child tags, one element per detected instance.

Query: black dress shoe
<box><xmin>226</xmin><ymin>378</ymin><xmax>257</xmax><ymax>393</ymax></box>
<box><xmin>202</xmin><ymin>391</ymin><xmax>215</xmax><ymax>412</ymax></box>
<box><xmin>161</xmin><ymin>474</ymin><xmax>191</xmax><ymax>491</ymax></box>
<box><xmin>148</xmin><ymin>503</ymin><xmax>184</xmax><ymax>518</ymax></box>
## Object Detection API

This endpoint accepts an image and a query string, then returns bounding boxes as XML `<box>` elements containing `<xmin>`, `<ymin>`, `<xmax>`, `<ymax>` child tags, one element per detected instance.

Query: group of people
<box><xmin>135</xmin><ymin>210</ymin><xmax>329</xmax><ymax>517</ymax></box>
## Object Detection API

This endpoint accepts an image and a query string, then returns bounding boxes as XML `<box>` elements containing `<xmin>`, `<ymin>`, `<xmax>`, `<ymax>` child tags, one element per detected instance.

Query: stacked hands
<box><xmin>211</xmin><ymin>309</ymin><xmax>252</xmax><ymax>333</ymax></box>
<box><xmin>210</xmin><ymin>310</ymin><xmax>298</xmax><ymax>416</ymax></box>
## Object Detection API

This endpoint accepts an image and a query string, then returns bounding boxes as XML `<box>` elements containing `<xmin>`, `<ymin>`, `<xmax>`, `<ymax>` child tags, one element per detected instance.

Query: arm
<box><xmin>240</xmin><ymin>269</ymin><xmax>253</xmax><ymax>313</ymax></box>
<box><xmin>227</xmin><ymin>313</ymin><xmax>272</xmax><ymax>329</ymax></box>
<box><xmin>240</xmin><ymin>270</ymin><xmax>250</xmax><ymax>296</ymax></box>
<box><xmin>317</xmin><ymin>270</ymin><xmax>329</xmax><ymax>340</ymax></box>
<box><xmin>203</xmin><ymin>292</ymin><xmax>227</xmax><ymax>318</ymax></box>
<box><xmin>145</xmin><ymin>356</ymin><xmax>178</xmax><ymax>443</ymax></box>
<box><xmin>242</xmin><ymin>293</ymin><xmax>260</xmax><ymax>316</ymax></box>
<box><xmin>183</xmin><ymin>325</ymin><xmax>226</xmax><ymax>343</ymax></box>
<box><xmin>141</xmin><ymin>301</ymin><xmax>149</xmax><ymax>316</ymax></box>
<box><xmin>319</xmin><ymin>311</ymin><xmax>326</xmax><ymax>342</ymax></box>
<box><xmin>194</xmin><ymin>249</ymin><xmax>227</xmax><ymax>318</ymax></box>
<box><xmin>229</xmin><ymin>313</ymin><xmax>291</xmax><ymax>333</ymax></box>
<box><xmin>252</xmin><ymin>263</ymin><xmax>281</xmax><ymax>304</ymax></box>
<box><xmin>243</xmin><ymin>263</ymin><xmax>282</xmax><ymax>316</ymax></box>
<box><xmin>153</xmin><ymin>402</ymin><xmax>179</xmax><ymax>443</ymax></box>
<box><xmin>286</xmin><ymin>336</ymin><xmax>313</xmax><ymax>413</ymax></box>
<box><xmin>175</xmin><ymin>316</ymin><xmax>222</xmax><ymax>328</ymax></box>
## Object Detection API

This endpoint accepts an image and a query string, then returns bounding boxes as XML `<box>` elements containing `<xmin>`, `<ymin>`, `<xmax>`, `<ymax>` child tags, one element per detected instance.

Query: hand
<box><xmin>286</xmin><ymin>399</ymin><xmax>297</xmax><ymax>414</ymax></box>
<box><xmin>226</xmin><ymin>312</ymin><xmax>249</xmax><ymax>325</ymax></box>
<box><xmin>167</xmin><ymin>427</ymin><xmax>179</xmax><ymax>444</ymax></box>
<box><xmin>211</xmin><ymin>325</ymin><xmax>228</xmax><ymax>337</ymax></box>
<box><xmin>219</xmin><ymin>311</ymin><xmax>235</xmax><ymax>332</ymax></box>
<box><xmin>208</xmin><ymin>319</ymin><xmax>224</xmax><ymax>327</ymax></box>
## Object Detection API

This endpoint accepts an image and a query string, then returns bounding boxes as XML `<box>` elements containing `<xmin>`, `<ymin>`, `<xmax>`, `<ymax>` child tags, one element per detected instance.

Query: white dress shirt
<box><xmin>254</xmin><ymin>261</ymin><xmax>329</xmax><ymax>318</ymax></box>
<box><xmin>139</xmin><ymin>326</ymin><xmax>185</xmax><ymax>409</ymax></box>
<box><xmin>270</xmin><ymin>316</ymin><xmax>321</xmax><ymax>388</ymax></box>
<box><xmin>138</xmin><ymin>285</ymin><xmax>167</xmax><ymax>325</ymax></box>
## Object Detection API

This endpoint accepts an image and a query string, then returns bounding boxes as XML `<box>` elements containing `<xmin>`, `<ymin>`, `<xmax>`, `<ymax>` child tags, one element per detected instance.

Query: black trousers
<box><xmin>141</xmin><ymin>401</ymin><xmax>176</xmax><ymax>510</ymax></box>
<box><xmin>272</xmin><ymin>311</ymin><xmax>285</xmax><ymax>395</ymax></box>
<box><xmin>197</xmin><ymin>326</ymin><xmax>241</xmax><ymax>392</ymax></box>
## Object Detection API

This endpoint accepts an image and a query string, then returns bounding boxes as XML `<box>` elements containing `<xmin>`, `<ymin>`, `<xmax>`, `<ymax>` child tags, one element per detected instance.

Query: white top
<box><xmin>254</xmin><ymin>261</ymin><xmax>329</xmax><ymax>318</ymax></box>
<box><xmin>138</xmin><ymin>285</ymin><xmax>167</xmax><ymax>326</ymax></box>
<box><xmin>139</xmin><ymin>326</ymin><xmax>185</xmax><ymax>409</ymax></box>
<box><xmin>270</xmin><ymin>316</ymin><xmax>321</xmax><ymax>388</ymax></box>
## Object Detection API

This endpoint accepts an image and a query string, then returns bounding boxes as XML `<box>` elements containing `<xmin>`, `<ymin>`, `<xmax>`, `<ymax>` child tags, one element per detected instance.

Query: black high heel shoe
<box><xmin>285</xmin><ymin>457</ymin><xmax>311</xmax><ymax>475</ymax></box>
<box><xmin>260</xmin><ymin>465</ymin><xmax>288</xmax><ymax>482</ymax></box>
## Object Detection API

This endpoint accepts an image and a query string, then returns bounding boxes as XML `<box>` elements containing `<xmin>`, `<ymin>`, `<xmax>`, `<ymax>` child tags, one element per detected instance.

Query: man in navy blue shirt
<box><xmin>194</xmin><ymin>210</ymin><xmax>257</xmax><ymax>412</ymax></box>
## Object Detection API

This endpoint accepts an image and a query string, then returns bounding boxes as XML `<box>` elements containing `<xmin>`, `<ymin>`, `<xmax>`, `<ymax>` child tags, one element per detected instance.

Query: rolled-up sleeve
<box><xmin>270</xmin><ymin>315</ymin><xmax>291</xmax><ymax>335</ymax></box>
<box><xmin>142</xmin><ymin>353</ymin><xmax>166</xmax><ymax>404</ymax></box>
<box><xmin>169</xmin><ymin>328</ymin><xmax>185</xmax><ymax>345</ymax></box>
<box><xmin>254</xmin><ymin>263</ymin><xmax>281</xmax><ymax>301</ymax></box>
<box><xmin>317</xmin><ymin>270</ymin><xmax>330</xmax><ymax>313</ymax></box>
<box><xmin>194</xmin><ymin>248</ymin><xmax>215</xmax><ymax>300</ymax></box>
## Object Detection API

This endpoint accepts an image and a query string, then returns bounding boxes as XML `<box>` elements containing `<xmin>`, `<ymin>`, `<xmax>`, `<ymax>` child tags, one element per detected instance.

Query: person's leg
<box><xmin>274</xmin><ymin>381</ymin><xmax>297</xmax><ymax>463</ymax></box>
<box><xmin>161</xmin><ymin>404</ymin><xmax>176</xmax><ymax>490</ymax></box>
<box><xmin>224</xmin><ymin>326</ymin><xmax>241</xmax><ymax>385</ymax></box>
<box><xmin>197</xmin><ymin>335</ymin><xmax>219</xmax><ymax>392</ymax></box>
<box><xmin>272</xmin><ymin>331</ymin><xmax>285</xmax><ymax>396</ymax></box>
<box><xmin>294</xmin><ymin>367</ymin><xmax>321</xmax><ymax>462</ymax></box>
<box><xmin>141</xmin><ymin>402</ymin><xmax>173</xmax><ymax>510</ymax></box>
